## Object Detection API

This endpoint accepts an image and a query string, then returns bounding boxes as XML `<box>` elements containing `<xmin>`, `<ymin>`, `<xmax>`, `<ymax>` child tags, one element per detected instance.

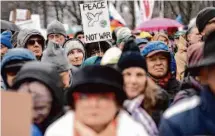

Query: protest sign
<box><xmin>1</xmin><ymin>91</ymin><xmax>32</xmax><ymax>136</ymax></box>
<box><xmin>80</xmin><ymin>1</ymin><xmax>112</xmax><ymax>43</ymax></box>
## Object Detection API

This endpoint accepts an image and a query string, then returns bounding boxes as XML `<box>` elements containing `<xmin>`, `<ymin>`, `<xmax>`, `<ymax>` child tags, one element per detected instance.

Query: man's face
<box><xmin>68</xmin><ymin>49</ymin><xmax>84</xmax><ymax>66</ymax></box>
<box><xmin>146</xmin><ymin>52</ymin><xmax>169</xmax><ymax>78</ymax></box>
<box><xmin>26</xmin><ymin>36</ymin><xmax>43</xmax><ymax>58</ymax></box>
<box><xmin>122</xmin><ymin>67</ymin><xmax>147</xmax><ymax>99</ymax></box>
<box><xmin>17</xmin><ymin>81</ymin><xmax>53</xmax><ymax>124</ymax></box>
<box><xmin>188</xmin><ymin>27</ymin><xmax>202</xmax><ymax>44</ymax></box>
<box><xmin>73</xmin><ymin>91</ymin><xmax>118</xmax><ymax>129</ymax></box>
<box><xmin>202</xmin><ymin>17</ymin><xmax>215</xmax><ymax>36</ymax></box>
<box><xmin>1</xmin><ymin>44</ymin><xmax>8</xmax><ymax>58</ymax></box>
<box><xmin>48</xmin><ymin>34</ymin><xmax>65</xmax><ymax>45</ymax></box>
<box><xmin>59</xmin><ymin>70</ymin><xmax>70</xmax><ymax>88</ymax></box>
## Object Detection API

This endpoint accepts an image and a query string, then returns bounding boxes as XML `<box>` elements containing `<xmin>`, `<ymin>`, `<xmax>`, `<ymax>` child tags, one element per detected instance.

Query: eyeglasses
<box><xmin>27</xmin><ymin>39</ymin><xmax>44</xmax><ymax>45</ymax></box>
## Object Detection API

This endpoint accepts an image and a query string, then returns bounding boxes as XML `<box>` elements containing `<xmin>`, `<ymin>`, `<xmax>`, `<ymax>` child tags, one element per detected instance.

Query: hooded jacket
<box><xmin>17</xmin><ymin>29</ymin><xmax>45</xmax><ymax>50</ymax></box>
<box><xmin>12</xmin><ymin>61</ymin><xmax>64</xmax><ymax>134</ymax></box>
<box><xmin>1</xmin><ymin>48</ymin><xmax>36</xmax><ymax>89</ymax></box>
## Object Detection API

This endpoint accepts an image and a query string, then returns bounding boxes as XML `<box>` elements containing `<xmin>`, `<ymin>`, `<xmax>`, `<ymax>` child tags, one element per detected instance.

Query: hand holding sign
<box><xmin>80</xmin><ymin>1</ymin><xmax>112</xmax><ymax>43</ymax></box>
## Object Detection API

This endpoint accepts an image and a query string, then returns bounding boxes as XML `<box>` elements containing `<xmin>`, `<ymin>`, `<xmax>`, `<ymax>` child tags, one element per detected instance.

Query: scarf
<box><xmin>149</xmin><ymin>73</ymin><xmax>172</xmax><ymax>89</ymax></box>
<box><xmin>74</xmin><ymin>117</ymin><xmax>117</xmax><ymax>136</ymax></box>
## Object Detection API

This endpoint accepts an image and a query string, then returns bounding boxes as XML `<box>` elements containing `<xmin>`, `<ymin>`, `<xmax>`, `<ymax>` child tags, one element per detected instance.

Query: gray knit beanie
<box><xmin>41</xmin><ymin>41</ymin><xmax>70</xmax><ymax>73</ymax></box>
<box><xmin>64</xmin><ymin>39</ymin><xmax>85</xmax><ymax>59</ymax></box>
<box><xmin>47</xmin><ymin>20</ymin><xmax>66</xmax><ymax>37</ymax></box>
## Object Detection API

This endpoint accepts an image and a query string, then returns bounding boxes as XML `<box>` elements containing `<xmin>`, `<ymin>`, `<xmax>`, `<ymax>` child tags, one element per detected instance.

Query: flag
<box><xmin>108</xmin><ymin>2</ymin><xmax>126</xmax><ymax>25</ymax></box>
<box><xmin>140</xmin><ymin>0</ymin><xmax>155</xmax><ymax>21</ymax></box>
<box><xmin>134</xmin><ymin>1</ymin><xmax>142</xmax><ymax>27</ymax></box>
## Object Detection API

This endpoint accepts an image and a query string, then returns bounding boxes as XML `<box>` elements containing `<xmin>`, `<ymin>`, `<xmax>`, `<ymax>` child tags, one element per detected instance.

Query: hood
<box><xmin>63</xmin><ymin>39</ymin><xmax>85</xmax><ymax>60</ymax></box>
<box><xmin>100</xmin><ymin>47</ymin><xmax>122</xmax><ymax>65</ymax></box>
<box><xmin>12</xmin><ymin>61</ymin><xmax>64</xmax><ymax>133</ymax></box>
<box><xmin>41</xmin><ymin>41</ymin><xmax>70</xmax><ymax>73</ymax></box>
<box><xmin>17</xmin><ymin>29</ymin><xmax>45</xmax><ymax>49</ymax></box>
<box><xmin>47</xmin><ymin>20</ymin><xmax>66</xmax><ymax>37</ymax></box>
<box><xmin>141</xmin><ymin>41</ymin><xmax>176</xmax><ymax>76</ymax></box>
<box><xmin>0</xmin><ymin>30</ymin><xmax>13</xmax><ymax>49</ymax></box>
<box><xmin>1</xmin><ymin>48</ymin><xmax>36</xmax><ymax>88</ymax></box>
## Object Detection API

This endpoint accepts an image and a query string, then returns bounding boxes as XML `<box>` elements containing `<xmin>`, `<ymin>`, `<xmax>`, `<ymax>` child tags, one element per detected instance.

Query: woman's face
<box><xmin>157</xmin><ymin>36</ymin><xmax>168</xmax><ymax>45</ymax></box>
<box><xmin>122</xmin><ymin>67</ymin><xmax>147</xmax><ymax>99</ymax></box>
<box><xmin>146</xmin><ymin>52</ymin><xmax>169</xmax><ymax>79</ymax></box>
<box><xmin>68</xmin><ymin>49</ymin><xmax>84</xmax><ymax>66</ymax></box>
<box><xmin>73</xmin><ymin>92</ymin><xmax>118</xmax><ymax>129</ymax></box>
<box><xmin>17</xmin><ymin>81</ymin><xmax>53</xmax><ymax>124</ymax></box>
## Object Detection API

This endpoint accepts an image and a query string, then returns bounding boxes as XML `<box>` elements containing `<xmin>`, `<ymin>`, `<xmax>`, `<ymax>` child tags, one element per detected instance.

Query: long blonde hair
<box><xmin>142</xmin><ymin>77</ymin><xmax>169</xmax><ymax>115</ymax></box>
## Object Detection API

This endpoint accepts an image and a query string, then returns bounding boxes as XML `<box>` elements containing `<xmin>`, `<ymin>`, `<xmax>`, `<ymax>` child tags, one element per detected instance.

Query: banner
<box><xmin>80</xmin><ymin>1</ymin><xmax>112</xmax><ymax>43</ymax></box>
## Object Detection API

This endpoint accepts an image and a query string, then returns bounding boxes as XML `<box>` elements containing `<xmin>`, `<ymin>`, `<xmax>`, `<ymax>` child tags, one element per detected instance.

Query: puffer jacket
<box><xmin>1</xmin><ymin>48</ymin><xmax>36</xmax><ymax>89</ymax></box>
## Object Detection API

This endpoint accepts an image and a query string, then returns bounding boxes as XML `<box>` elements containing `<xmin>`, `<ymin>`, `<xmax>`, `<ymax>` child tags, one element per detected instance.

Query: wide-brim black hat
<box><xmin>67</xmin><ymin>65</ymin><xmax>127</xmax><ymax>107</ymax></box>
<box><xmin>187</xmin><ymin>31</ymin><xmax>215</xmax><ymax>76</ymax></box>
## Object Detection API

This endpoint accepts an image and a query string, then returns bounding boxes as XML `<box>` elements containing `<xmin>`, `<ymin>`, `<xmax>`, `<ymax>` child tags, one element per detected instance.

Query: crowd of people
<box><xmin>1</xmin><ymin>6</ymin><xmax>215</xmax><ymax>136</ymax></box>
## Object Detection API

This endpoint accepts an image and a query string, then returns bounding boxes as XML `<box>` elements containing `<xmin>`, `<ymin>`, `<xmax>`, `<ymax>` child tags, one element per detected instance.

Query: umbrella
<box><xmin>1</xmin><ymin>20</ymin><xmax>20</xmax><ymax>34</ymax></box>
<box><xmin>135</xmin><ymin>18</ymin><xmax>183</xmax><ymax>31</ymax></box>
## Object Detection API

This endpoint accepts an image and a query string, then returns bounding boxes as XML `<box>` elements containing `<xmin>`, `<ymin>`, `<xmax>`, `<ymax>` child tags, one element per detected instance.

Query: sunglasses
<box><xmin>27</xmin><ymin>39</ymin><xmax>44</xmax><ymax>45</ymax></box>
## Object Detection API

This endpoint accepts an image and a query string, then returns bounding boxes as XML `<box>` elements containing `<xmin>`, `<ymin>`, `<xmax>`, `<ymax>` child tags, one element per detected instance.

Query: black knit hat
<box><xmin>118</xmin><ymin>51</ymin><xmax>146</xmax><ymax>72</ymax></box>
<box><xmin>67</xmin><ymin>65</ymin><xmax>127</xmax><ymax>107</ymax></box>
<box><xmin>196</xmin><ymin>7</ymin><xmax>215</xmax><ymax>33</ymax></box>
<box><xmin>187</xmin><ymin>31</ymin><xmax>215</xmax><ymax>76</ymax></box>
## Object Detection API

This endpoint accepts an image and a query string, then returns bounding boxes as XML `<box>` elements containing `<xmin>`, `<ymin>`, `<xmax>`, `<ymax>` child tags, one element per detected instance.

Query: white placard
<box><xmin>80</xmin><ymin>1</ymin><xmax>112</xmax><ymax>43</ymax></box>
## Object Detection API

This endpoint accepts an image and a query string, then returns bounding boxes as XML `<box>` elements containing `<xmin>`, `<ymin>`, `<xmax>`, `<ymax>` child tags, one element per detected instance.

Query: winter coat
<box><xmin>17</xmin><ymin>29</ymin><xmax>45</xmax><ymax>50</ymax></box>
<box><xmin>159</xmin><ymin>86</ymin><xmax>215</xmax><ymax>136</ymax></box>
<box><xmin>1</xmin><ymin>48</ymin><xmax>36</xmax><ymax>89</ymax></box>
<box><xmin>173</xmin><ymin>76</ymin><xmax>202</xmax><ymax>104</ymax></box>
<box><xmin>45</xmin><ymin>110</ymin><xmax>149</xmax><ymax>136</ymax></box>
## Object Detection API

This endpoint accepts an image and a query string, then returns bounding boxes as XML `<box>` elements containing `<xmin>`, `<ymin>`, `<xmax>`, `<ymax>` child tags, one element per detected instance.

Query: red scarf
<box><xmin>149</xmin><ymin>73</ymin><xmax>172</xmax><ymax>88</ymax></box>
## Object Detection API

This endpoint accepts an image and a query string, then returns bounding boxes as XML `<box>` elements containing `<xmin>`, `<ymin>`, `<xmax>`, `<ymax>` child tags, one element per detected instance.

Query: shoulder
<box><xmin>117</xmin><ymin>110</ymin><xmax>149</xmax><ymax>136</ymax></box>
<box><xmin>163</xmin><ymin>95</ymin><xmax>200</xmax><ymax>119</ymax></box>
<box><xmin>45</xmin><ymin>111</ymin><xmax>74</xmax><ymax>136</ymax></box>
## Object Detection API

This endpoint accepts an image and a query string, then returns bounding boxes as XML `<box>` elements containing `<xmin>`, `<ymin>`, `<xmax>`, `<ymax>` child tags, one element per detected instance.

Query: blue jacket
<box><xmin>32</xmin><ymin>124</ymin><xmax>42</xmax><ymax>136</ymax></box>
<box><xmin>159</xmin><ymin>86</ymin><xmax>215</xmax><ymax>136</ymax></box>
<box><xmin>1</xmin><ymin>48</ymin><xmax>36</xmax><ymax>89</ymax></box>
